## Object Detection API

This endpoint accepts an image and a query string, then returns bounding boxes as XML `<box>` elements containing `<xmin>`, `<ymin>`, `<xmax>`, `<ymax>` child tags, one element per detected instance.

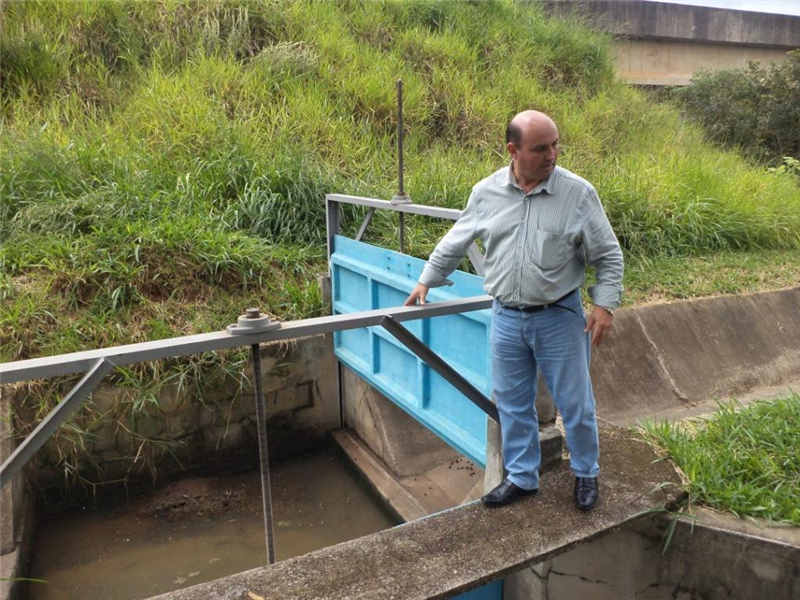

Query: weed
<box><xmin>638</xmin><ymin>395</ymin><xmax>800</xmax><ymax>526</ymax></box>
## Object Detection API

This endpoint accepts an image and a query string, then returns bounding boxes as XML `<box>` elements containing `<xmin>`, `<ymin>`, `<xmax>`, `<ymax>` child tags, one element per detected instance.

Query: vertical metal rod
<box><xmin>337</xmin><ymin>360</ymin><xmax>345</xmax><ymax>430</ymax></box>
<box><xmin>251</xmin><ymin>343</ymin><xmax>276</xmax><ymax>564</ymax></box>
<box><xmin>325</xmin><ymin>198</ymin><xmax>340</xmax><ymax>273</ymax></box>
<box><xmin>395</xmin><ymin>79</ymin><xmax>407</xmax><ymax>254</ymax></box>
<box><xmin>399</xmin><ymin>212</ymin><xmax>406</xmax><ymax>254</ymax></box>
<box><xmin>325</xmin><ymin>196</ymin><xmax>345</xmax><ymax>430</ymax></box>
<box><xmin>397</xmin><ymin>79</ymin><xmax>405</xmax><ymax>197</ymax></box>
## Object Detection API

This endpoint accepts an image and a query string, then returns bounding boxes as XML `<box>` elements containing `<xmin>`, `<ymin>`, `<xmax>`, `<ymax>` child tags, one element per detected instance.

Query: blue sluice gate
<box><xmin>331</xmin><ymin>235</ymin><xmax>492</xmax><ymax>467</ymax></box>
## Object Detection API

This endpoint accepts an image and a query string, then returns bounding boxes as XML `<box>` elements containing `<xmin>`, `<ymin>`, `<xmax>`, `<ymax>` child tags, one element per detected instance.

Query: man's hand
<box><xmin>584</xmin><ymin>306</ymin><xmax>614</xmax><ymax>347</ymax></box>
<box><xmin>404</xmin><ymin>283</ymin><xmax>430</xmax><ymax>306</ymax></box>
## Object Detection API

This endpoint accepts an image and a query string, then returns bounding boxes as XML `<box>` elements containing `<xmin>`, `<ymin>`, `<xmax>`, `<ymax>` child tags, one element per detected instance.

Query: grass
<box><xmin>1</xmin><ymin>0</ymin><xmax>799</xmax><ymax>488</ymax></box>
<box><xmin>638</xmin><ymin>394</ymin><xmax>800</xmax><ymax>526</ymax></box>
<box><xmin>621</xmin><ymin>250</ymin><xmax>800</xmax><ymax>306</ymax></box>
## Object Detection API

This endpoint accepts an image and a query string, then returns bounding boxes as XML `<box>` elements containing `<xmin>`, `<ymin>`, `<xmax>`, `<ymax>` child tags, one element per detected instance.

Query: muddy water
<box><xmin>29</xmin><ymin>450</ymin><xmax>397</xmax><ymax>600</ymax></box>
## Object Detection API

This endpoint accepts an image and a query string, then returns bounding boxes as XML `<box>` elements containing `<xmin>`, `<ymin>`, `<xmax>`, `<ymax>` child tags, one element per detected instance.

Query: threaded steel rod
<box><xmin>397</xmin><ymin>79</ymin><xmax>405</xmax><ymax>196</ymax></box>
<box><xmin>397</xmin><ymin>79</ymin><xmax>406</xmax><ymax>253</ymax></box>
<box><xmin>251</xmin><ymin>342</ymin><xmax>276</xmax><ymax>564</ymax></box>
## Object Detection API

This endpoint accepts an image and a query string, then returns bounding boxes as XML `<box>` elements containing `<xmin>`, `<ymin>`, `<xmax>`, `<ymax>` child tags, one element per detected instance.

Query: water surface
<box><xmin>30</xmin><ymin>450</ymin><xmax>396</xmax><ymax>600</ymax></box>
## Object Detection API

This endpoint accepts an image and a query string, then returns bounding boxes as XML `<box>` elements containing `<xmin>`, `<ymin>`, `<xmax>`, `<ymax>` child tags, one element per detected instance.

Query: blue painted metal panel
<box><xmin>331</xmin><ymin>235</ymin><xmax>491</xmax><ymax>467</ymax></box>
<box><xmin>453</xmin><ymin>580</ymin><xmax>503</xmax><ymax>600</ymax></box>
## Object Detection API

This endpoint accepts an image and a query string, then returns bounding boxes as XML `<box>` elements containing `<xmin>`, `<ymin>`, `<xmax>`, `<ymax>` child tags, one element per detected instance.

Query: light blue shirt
<box><xmin>419</xmin><ymin>164</ymin><xmax>624</xmax><ymax>309</ymax></box>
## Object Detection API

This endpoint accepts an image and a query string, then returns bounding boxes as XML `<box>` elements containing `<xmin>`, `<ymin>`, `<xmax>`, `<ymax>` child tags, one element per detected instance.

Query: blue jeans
<box><xmin>491</xmin><ymin>290</ymin><xmax>600</xmax><ymax>490</ymax></box>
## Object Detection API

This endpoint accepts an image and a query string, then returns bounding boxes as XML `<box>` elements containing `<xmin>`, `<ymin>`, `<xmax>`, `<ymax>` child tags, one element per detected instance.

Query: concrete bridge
<box><xmin>544</xmin><ymin>0</ymin><xmax>800</xmax><ymax>85</ymax></box>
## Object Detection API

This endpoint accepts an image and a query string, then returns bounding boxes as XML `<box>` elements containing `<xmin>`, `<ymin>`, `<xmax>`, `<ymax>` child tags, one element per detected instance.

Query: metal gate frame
<box><xmin>326</xmin><ymin>194</ymin><xmax>497</xmax><ymax>465</ymax></box>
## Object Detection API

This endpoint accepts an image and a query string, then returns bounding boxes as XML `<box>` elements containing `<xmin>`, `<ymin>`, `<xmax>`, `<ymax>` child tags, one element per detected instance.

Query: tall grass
<box><xmin>1</xmin><ymin>1</ymin><xmax>799</xmax><ymax>487</ymax></box>
<box><xmin>639</xmin><ymin>396</ymin><xmax>800</xmax><ymax>526</ymax></box>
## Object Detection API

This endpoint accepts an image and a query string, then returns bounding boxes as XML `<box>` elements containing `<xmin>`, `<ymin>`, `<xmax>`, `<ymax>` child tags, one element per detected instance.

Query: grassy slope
<box><xmin>3</xmin><ymin>0</ymin><xmax>800</xmax><ymax>366</ymax></box>
<box><xmin>2</xmin><ymin>0</ymin><xmax>799</xmax><ymax>488</ymax></box>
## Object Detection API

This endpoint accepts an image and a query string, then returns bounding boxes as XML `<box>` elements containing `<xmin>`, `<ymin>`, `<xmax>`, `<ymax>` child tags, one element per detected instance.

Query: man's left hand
<box><xmin>584</xmin><ymin>306</ymin><xmax>614</xmax><ymax>347</ymax></box>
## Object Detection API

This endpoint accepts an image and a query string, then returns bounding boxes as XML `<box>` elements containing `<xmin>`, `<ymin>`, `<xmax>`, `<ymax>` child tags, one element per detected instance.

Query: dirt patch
<box><xmin>141</xmin><ymin>477</ymin><xmax>246</xmax><ymax>521</ymax></box>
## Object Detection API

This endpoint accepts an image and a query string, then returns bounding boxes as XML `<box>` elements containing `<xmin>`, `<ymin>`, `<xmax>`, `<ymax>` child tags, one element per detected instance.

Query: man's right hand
<box><xmin>404</xmin><ymin>283</ymin><xmax>430</xmax><ymax>306</ymax></box>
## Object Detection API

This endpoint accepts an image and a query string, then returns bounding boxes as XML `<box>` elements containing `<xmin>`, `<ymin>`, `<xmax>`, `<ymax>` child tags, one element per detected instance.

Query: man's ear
<box><xmin>506</xmin><ymin>142</ymin><xmax>517</xmax><ymax>158</ymax></box>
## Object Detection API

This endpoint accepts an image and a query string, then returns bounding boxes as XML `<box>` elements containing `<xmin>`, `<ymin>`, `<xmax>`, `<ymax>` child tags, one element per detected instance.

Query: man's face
<box><xmin>507</xmin><ymin>123</ymin><xmax>560</xmax><ymax>185</ymax></box>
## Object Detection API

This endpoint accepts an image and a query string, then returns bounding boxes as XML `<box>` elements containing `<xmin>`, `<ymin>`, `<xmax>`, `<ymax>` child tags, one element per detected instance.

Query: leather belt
<box><xmin>498</xmin><ymin>289</ymin><xmax>576</xmax><ymax>313</ymax></box>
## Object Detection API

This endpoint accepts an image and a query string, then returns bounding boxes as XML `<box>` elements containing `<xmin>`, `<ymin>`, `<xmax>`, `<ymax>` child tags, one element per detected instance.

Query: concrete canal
<box><xmin>3</xmin><ymin>286</ymin><xmax>799</xmax><ymax>600</ymax></box>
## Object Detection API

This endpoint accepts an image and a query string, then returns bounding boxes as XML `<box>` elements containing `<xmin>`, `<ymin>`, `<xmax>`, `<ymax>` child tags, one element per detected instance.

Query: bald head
<box><xmin>506</xmin><ymin>110</ymin><xmax>558</xmax><ymax>146</ymax></box>
<box><xmin>505</xmin><ymin>110</ymin><xmax>561</xmax><ymax>190</ymax></box>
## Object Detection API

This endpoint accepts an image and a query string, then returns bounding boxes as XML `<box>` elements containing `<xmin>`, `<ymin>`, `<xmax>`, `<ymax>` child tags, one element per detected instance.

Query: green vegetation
<box><xmin>3</xmin><ymin>0</ymin><xmax>800</xmax><ymax>360</ymax></box>
<box><xmin>673</xmin><ymin>51</ymin><xmax>800</xmax><ymax>165</ymax></box>
<box><xmin>621</xmin><ymin>250</ymin><xmax>800</xmax><ymax>306</ymax></box>
<box><xmin>1</xmin><ymin>1</ymin><xmax>799</xmax><ymax>487</ymax></box>
<box><xmin>639</xmin><ymin>394</ymin><xmax>800</xmax><ymax>526</ymax></box>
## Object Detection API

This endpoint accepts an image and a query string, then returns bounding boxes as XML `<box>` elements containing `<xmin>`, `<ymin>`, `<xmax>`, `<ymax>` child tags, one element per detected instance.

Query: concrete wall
<box><xmin>590</xmin><ymin>286</ymin><xmax>800</xmax><ymax>424</ymax></box>
<box><xmin>612</xmin><ymin>39</ymin><xmax>792</xmax><ymax>85</ymax></box>
<box><xmin>11</xmin><ymin>334</ymin><xmax>339</xmax><ymax>507</ymax></box>
<box><xmin>544</xmin><ymin>0</ymin><xmax>800</xmax><ymax>85</ymax></box>
<box><xmin>1</xmin><ymin>392</ymin><xmax>34</xmax><ymax>600</ymax></box>
<box><xmin>507</xmin><ymin>512</ymin><xmax>800</xmax><ymax>600</ymax></box>
<box><xmin>547</xmin><ymin>1</ymin><xmax>800</xmax><ymax>48</ymax></box>
<box><xmin>0</xmin><ymin>394</ymin><xmax>24</xmax><ymax>555</ymax></box>
<box><xmin>531</xmin><ymin>287</ymin><xmax>800</xmax><ymax>425</ymax></box>
<box><xmin>341</xmin><ymin>365</ymin><xmax>457</xmax><ymax>477</ymax></box>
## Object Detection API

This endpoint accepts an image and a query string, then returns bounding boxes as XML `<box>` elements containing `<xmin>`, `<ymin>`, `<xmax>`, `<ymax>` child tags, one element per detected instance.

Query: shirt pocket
<box><xmin>533</xmin><ymin>230</ymin><xmax>571</xmax><ymax>270</ymax></box>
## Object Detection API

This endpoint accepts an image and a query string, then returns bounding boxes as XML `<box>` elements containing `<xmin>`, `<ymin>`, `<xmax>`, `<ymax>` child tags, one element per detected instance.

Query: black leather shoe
<box><xmin>482</xmin><ymin>478</ymin><xmax>538</xmax><ymax>508</ymax></box>
<box><xmin>574</xmin><ymin>477</ymin><xmax>599</xmax><ymax>511</ymax></box>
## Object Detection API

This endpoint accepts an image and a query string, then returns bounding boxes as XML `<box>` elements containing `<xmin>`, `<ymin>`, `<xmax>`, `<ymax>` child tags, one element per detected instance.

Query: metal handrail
<box><xmin>325</xmin><ymin>194</ymin><xmax>485</xmax><ymax>275</ymax></box>
<box><xmin>0</xmin><ymin>297</ymin><xmax>491</xmax><ymax>385</ymax></box>
<box><xmin>0</xmin><ymin>295</ymin><xmax>494</xmax><ymax>489</ymax></box>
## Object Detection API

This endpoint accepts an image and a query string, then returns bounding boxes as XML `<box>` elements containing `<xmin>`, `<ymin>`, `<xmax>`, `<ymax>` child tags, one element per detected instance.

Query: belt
<box><xmin>498</xmin><ymin>290</ymin><xmax>576</xmax><ymax>313</ymax></box>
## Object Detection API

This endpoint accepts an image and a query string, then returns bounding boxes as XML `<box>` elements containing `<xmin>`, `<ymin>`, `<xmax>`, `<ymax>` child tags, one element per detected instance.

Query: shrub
<box><xmin>673</xmin><ymin>51</ymin><xmax>800</xmax><ymax>164</ymax></box>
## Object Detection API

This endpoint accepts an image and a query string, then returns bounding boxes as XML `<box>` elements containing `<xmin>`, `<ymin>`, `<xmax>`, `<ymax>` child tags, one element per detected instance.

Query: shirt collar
<box><xmin>504</xmin><ymin>161</ymin><xmax>558</xmax><ymax>195</ymax></box>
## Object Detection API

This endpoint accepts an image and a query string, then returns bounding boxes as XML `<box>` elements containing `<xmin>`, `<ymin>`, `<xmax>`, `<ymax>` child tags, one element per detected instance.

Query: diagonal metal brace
<box><xmin>1</xmin><ymin>357</ymin><xmax>115</xmax><ymax>489</ymax></box>
<box><xmin>355</xmin><ymin>207</ymin><xmax>376</xmax><ymax>242</ymax></box>
<box><xmin>467</xmin><ymin>242</ymin><xmax>485</xmax><ymax>277</ymax></box>
<box><xmin>379</xmin><ymin>315</ymin><xmax>499</xmax><ymax>423</ymax></box>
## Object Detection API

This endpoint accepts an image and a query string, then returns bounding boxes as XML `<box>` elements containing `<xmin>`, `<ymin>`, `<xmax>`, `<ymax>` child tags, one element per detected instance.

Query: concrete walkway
<box><xmin>145</xmin><ymin>422</ymin><xmax>682</xmax><ymax>600</ymax></box>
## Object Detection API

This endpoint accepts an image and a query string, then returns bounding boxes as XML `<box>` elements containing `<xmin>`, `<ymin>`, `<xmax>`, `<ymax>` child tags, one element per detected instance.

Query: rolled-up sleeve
<box><xmin>582</xmin><ymin>188</ymin><xmax>624</xmax><ymax>309</ymax></box>
<box><xmin>419</xmin><ymin>191</ymin><xmax>480</xmax><ymax>288</ymax></box>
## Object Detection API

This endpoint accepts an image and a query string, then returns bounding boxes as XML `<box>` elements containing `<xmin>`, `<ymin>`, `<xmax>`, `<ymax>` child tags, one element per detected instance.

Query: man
<box><xmin>404</xmin><ymin>110</ymin><xmax>623</xmax><ymax>511</ymax></box>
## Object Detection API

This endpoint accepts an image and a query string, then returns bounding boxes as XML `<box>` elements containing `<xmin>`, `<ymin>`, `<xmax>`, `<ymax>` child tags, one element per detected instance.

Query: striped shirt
<box><xmin>419</xmin><ymin>163</ymin><xmax>624</xmax><ymax>309</ymax></box>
